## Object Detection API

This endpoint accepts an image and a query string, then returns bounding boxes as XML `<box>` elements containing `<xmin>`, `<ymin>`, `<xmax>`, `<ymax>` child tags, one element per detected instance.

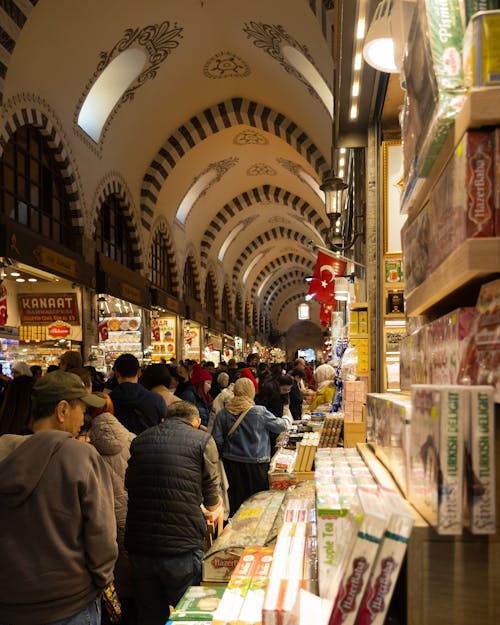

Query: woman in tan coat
<box><xmin>87</xmin><ymin>393</ymin><xmax>136</xmax><ymax>623</ymax></box>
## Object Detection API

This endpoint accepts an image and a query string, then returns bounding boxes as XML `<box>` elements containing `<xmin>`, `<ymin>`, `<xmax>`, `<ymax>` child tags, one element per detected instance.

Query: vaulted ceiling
<box><xmin>0</xmin><ymin>0</ymin><xmax>380</xmax><ymax>333</ymax></box>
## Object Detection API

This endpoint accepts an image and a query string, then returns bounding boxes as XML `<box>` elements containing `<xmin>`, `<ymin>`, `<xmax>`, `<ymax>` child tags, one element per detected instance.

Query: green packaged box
<box><xmin>170</xmin><ymin>585</ymin><xmax>225</xmax><ymax>621</ymax></box>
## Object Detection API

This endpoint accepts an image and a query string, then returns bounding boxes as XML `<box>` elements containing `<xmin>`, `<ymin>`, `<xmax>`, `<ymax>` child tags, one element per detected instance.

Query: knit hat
<box><xmin>190</xmin><ymin>363</ymin><xmax>213</xmax><ymax>385</ymax></box>
<box><xmin>239</xmin><ymin>367</ymin><xmax>258</xmax><ymax>392</ymax></box>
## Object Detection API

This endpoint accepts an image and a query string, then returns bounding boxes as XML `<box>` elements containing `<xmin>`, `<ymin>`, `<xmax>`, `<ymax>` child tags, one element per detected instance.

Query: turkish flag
<box><xmin>307</xmin><ymin>251</ymin><xmax>346</xmax><ymax>304</ymax></box>
<box><xmin>319</xmin><ymin>303</ymin><xmax>333</xmax><ymax>327</ymax></box>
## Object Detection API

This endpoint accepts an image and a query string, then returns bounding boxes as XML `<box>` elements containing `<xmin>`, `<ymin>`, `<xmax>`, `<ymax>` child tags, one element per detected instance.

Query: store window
<box><xmin>183</xmin><ymin>256</ymin><xmax>200</xmax><ymax>301</ymax></box>
<box><xmin>0</xmin><ymin>125</ymin><xmax>74</xmax><ymax>246</ymax></box>
<box><xmin>151</xmin><ymin>230</ymin><xmax>175</xmax><ymax>295</ymax></box>
<box><xmin>221</xmin><ymin>284</ymin><xmax>232</xmax><ymax>323</ymax></box>
<box><xmin>96</xmin><ymin>194</ymin><xmax>135</xmax><ymax>269</ymax></box>
<box><xmin>205</xmin><ymin>272</ymin><xmax>217</xmax><ymax>316</ymax></box>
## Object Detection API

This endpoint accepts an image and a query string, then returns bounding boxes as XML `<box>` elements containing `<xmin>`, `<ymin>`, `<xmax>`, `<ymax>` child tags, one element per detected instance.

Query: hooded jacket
<box><xmin>0</xmin><ymin>430</ymin><xmax>118</xmax><ymax>625</ymax></box>
<box><xmin>88</xmin><ymin>413</ymin><xmax>135</xmax><ymax>597</ymax></box>
<box><xmin>110</xmin><ymin>381</ymin><xmax>167</xmax><ymax>434</ymax></box>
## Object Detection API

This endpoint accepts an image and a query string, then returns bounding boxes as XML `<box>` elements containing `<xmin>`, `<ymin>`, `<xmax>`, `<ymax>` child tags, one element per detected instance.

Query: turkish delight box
<box><xmin>212</xmin><ymin>547</ymin><xmax>268</xmax><ymax>625</ymax></box>
<box><xmin>475</xmin><ymin>277</ymin><xmax>500</xmax><ymax>402</ymax></box>
<box><xmin>427</xmin><ymin>308</ymin><xmax>479</xmax><ymax>385</ymax></box>
<box><xmin>429</xmin><ymin>129</ymin><xmax>495</xmax><ymax>270</ymax></box>
<box><xmin>464</xmin><ymin>386</ymin><xmax>496</xmax><ymax>534</ymax></box>
<box><xmin>356</xmin><ymin>489</ymin><xmax>414</xmax><ymax>625</ymax></box>
<box><xmin>409</xmin><ymin>385</ymin><xmax>465</xmax><ymax>534</ymax></box>
<box><xmin>494</xmin><ymin>128</ymin><xmax>500</xmax><ymax>238</ymax></box>
<box><xmin>170</xmin><ymin>586</ymin><xmax>226</xmax><ymax>621</ymax></box>
<box><xmin>328</xmin><ymin>488</ymin><xmax>387</xmax><ymax>625</ymax></box>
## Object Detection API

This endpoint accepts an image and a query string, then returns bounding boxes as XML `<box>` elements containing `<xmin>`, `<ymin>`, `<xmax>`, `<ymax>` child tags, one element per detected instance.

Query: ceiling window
<box><xmin>0</xmin><ymin>125</ymin><xmax>74</xmax><ymax>247</ymax></box>
<box><xmin>96</xmin><ymin>194</ymin><xmax>134</xmax><ymax>269</ymax></box>
<box><xmin>221</xmin><ymin>284</ymin><xmax>232</xmax><ymax>322</ymax></box>
<box><xmin>205</xmin><ymin>273</ymin><xmax>217</xmax><ymax>316</ymax></box>
<box><xmin>78</xmin><ymin>49</ymin><xmax>146</xmax><ymax>143</ymax></box>
<box><xmin>183</xmin><ymin>257</ymin><xmax>200</xmax><ymax>301</ymax></box>
<box><xmin>282</xmin><ymin>45</ymin><xmax>333</xmax><ymax>115</ymax></box>
<box><xmin>235</xmin><ymin>293</ymin><xmax>243</xmax><ymax>322</ymax></box>
<box><xmin>151</xmin><ymin>231</ymin><xmax>175</xmax><ymax>294</ymax></box>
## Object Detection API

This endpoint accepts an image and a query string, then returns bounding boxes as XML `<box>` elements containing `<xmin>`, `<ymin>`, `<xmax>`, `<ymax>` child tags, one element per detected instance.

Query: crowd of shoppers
<box><xmin>0</xmin><ymin>349</ymin><xmax>332</xmax><ymax>625</ymax></box>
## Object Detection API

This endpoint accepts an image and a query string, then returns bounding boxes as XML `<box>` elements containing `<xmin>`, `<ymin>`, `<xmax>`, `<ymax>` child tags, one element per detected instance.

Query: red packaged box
<box><xmin>429</xmin><ymin>129</ymin><xmax>495</xmax><ymax>272</ymax></box>
<box><xmin>494</xmin><ymin>127</ymin><xmax>500</xmax><ymax>235</ymax></box>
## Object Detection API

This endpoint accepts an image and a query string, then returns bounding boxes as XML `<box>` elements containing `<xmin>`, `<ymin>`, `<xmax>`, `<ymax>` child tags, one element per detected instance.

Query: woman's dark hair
<box><xmin>140</xmin><ymin>363</ymin><xmax>173</xmax><ymax>390</ymax></box>
<box><xmin>0</xmin><ymin>375</ymin><xmax>34</xmax><ymax>435</ymax></box>
<box><xmin>276</xmin><ymin>374</ymin><xmax>294</xmax><ymax>387</ymax></box>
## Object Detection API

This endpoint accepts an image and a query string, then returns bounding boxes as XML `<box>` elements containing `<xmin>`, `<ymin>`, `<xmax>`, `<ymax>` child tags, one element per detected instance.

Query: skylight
<box><xmin>282</xmin><ymin>45</ymin><xmax>333</xmax><ymax>116</ymax></box>
<box><xmin>176</xmin><ymin>170</ymin><xmax>218</xmax><ymax>224</ymax></box>
<box><xmin>218</xmin><ymin>222</ymin><xmax>245</xmax><ymax>261</ymax></box>
<box><xmin>78</xmin><ymin>49</ymin><xmax>146</xmax><ymax>143</ymax></box>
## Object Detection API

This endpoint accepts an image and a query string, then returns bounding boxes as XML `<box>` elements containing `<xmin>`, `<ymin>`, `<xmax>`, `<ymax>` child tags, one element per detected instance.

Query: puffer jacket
<box><xmin>125</xmin><ymin>418</ymin><xmax>220</xmax><ymax>556</ymax></box>
<box><xmin>212</xmin><ymin>404</ymin><xmax>289</xmax><ymax>463</ymax></box>
<box><xmin>88</xmin><ymin>413</ymin><xmax>135</xmax><ymax>598</ymax></box>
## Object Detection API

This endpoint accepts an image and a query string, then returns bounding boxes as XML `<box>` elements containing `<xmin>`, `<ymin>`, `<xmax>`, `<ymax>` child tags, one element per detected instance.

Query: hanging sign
<box><xmin>47</xmin><ymin>321</ymin><xmax>72</xmax><ymax>338</ymax></box>
<box><xmin>18</xmin><ymin>293</ymin><xmax>80</xmax><ymax>324</ymax></box>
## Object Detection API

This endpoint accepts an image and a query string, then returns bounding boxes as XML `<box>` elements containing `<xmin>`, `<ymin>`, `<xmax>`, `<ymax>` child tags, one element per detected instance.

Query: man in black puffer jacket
<box><xmin>125</xmin><ymin>400</ymin><xmax>222</xmax><ymax>625</ymax></box>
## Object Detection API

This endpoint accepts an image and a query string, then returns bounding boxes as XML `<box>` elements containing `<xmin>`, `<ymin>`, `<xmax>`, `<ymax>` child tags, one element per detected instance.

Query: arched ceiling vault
<box><xmin>1</xmin><ymin>0</ymin><xmax>358</xmax><ymax>335</ymax></box>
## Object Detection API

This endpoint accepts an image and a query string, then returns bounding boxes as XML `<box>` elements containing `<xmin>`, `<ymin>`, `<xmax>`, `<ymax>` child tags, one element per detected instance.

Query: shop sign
<box><xmin>166</xmin><ymin>295</ymin><xmax>181</xmax><ymax>313</ymax></box>
<box><xmin>119</xmin><ymin>283</ymin><xmax>141</xmax><ymax>303</ymax></box>
<box><xmin>18</xmin><ymin>293</ymin><xmax>80</xmax><ymax>324</ymax></box>
<box><xmin>33</xmin><ymin>246</ymin><xmax>78</xmax><ymax>279</ymax></box>
<box><xmin>151</xmin><ymin>316</ymin><xmax>176</xmax><ymax>358</ymax></box>
<box><xmin>47</xmin><ymin>321</ymin><xmax>71</xmax><ymax>338</ymax></box>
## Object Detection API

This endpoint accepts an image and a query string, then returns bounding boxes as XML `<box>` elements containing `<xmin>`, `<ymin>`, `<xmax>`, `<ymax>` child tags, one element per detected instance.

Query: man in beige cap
<box><xmin>0</xmin><ymin>370</ymin><xmax>118</xmax><ymax>625</ymax></box>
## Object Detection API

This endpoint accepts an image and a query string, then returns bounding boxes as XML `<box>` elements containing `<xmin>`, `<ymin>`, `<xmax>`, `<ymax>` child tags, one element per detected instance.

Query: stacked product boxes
<box><xmin>366</xmin><ymin>385</ymin><xmax>496</xmax><ymax>535</ymax></box>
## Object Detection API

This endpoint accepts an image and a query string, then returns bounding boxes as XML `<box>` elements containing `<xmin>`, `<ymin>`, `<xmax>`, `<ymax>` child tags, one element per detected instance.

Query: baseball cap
<box><xmin>32</xmin><ymin>370</ymin><xmax>106</xmax><ymax>408</ymax></box>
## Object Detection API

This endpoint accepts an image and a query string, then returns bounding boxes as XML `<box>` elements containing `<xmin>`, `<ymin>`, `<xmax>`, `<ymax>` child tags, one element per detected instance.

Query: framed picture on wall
<box><xmin>382</xmin><ymin>140</ymin><xmax>407</xmax><ymax>254</ymax></box>
<box><xmin>384</xmin><ymin>257</ymin><xmax>404</xmax><ymax>284</ymax></box>
<box><xmin>386</xmin><ymin>290</ymin><xmax>405</xmax><ymax>315</ymax></box>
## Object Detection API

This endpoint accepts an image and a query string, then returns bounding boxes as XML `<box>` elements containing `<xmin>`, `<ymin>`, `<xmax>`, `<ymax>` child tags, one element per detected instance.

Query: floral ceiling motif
<box><xmin>247</xmin><ymin>163</ymin><xmax>277</xmax><ymax>176</ymax></box>
<box><xmin>75</xmin><ymin>21</ymin><xmax>183</xmax><ymax>146</ymax></box>
<box><xmin>243</xmin><ymin>21</ymin><xmax>321</xmax><ymax>103</ymax></box>
<box><xmin>234</xmin><ymin>129</ymin><xmax>268</xmax><ymax>145</ymax></box>
<box><xmin>203</xmin><ymin>51</ymin><xmax>250</xmax><ymax>79</ymax></box>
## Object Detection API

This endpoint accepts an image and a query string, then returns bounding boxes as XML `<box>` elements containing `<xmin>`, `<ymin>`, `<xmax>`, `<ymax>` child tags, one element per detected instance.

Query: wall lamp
<box><xmin>363</xmin><ymin>0</ymin><xmax>416</xmax><ymax>74</ymax></box>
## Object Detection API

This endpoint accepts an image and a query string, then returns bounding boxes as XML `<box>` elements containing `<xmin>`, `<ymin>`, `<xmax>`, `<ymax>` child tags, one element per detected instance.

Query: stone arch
<box><xmin>0</xmin><ymin>95</ymin><xmax>84</xmax><ymax>232</ymax></box>
<box><xmin>0</xmin><ymin>3</ymin><xmax>38</xmax><ymax>105</ymax></box>
<box><xmin>200</xmin><ymin>185</ymin><xmax>328</xmax><ymax>268</ymax></box>
<box><xmin>251</xmin><ymin>257</ymin><xmax>313</xmax><ymax>299</ymax></box>
<box><xmin>233</xmin><ymin>235</ymin><xmax>313</xmax><ymax>286</ymax></box>
<box><xmin>140</xmin><ymin>97</ymin><xmax>329</xmax><ymax>230</ymax></box>
<box><xmin>266</xmin><ymin>278</ymin><xmax>308</xmax><ymax>312</ymax></box>
<box><xmin>92</xmin><ymin>173</ymin><xmax>144</xmax><ymax>270</ymax></box>
<box><xmin>262</xmin><ymin>269</ymin><xmax>305</xmax><ymax>300</ymax></box>
<box><xmin>276</xmin><ymin>293</ymin><xmax>312</xmax><ymax>325</ymax></box>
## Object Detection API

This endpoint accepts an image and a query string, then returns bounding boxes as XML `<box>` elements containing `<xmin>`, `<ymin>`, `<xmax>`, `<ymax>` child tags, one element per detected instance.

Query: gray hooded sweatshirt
<box><xmin>0</xmin><ymin>430</ymin><xmax>118</xmax><ymax>625</ymax></box>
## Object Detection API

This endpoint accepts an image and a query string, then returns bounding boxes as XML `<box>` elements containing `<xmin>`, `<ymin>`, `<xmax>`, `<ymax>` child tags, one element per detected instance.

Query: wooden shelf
<box><xmin>403</xmin><ymin>87</ymin><xmax>500</xmax><ymax>220</ymax></box>
<box><xmin>349</xmin><ymin>301</ymin><xmax>368</xmax><ymax>310</ymax></box>
<box><xmin>406</xmin><ymin>237</ymin><xmax>500</xmax><ymax>316</ymax></box>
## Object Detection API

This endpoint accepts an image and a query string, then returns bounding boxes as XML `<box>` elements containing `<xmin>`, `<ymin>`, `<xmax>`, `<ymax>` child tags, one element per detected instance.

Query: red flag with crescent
<box><xmin>307</xmin><ymin>251</ymin><xmax>346</xmax><ymax>304</ymax></box>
